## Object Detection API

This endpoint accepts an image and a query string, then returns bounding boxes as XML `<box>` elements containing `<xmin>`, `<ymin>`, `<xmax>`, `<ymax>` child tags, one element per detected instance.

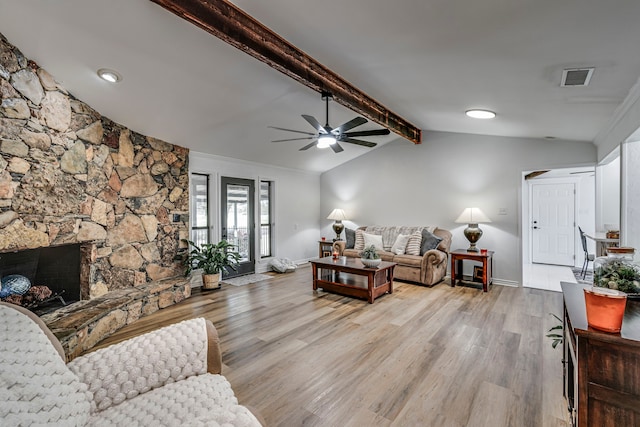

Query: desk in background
<box><xmin>584</xmin><ymin>232</ymin><xmax>619</xmax><ymax>257</ymax></box>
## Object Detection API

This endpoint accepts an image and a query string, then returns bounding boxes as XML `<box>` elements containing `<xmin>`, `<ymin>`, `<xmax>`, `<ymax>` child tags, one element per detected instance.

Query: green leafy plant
<box><xmin>360</xmin><ymin>245</ymin><xmax>380</xmax><ymax>260</ymax></box>
<box><xmin>546</xmin><ymin>313</ymin><xmax>563</xmax><ymax>349</ymax></box>
<box><xmin>594</xmin><ymin>259</ymin><xmax>640</xmax><ymax>294</ymax></box>
<box><xmin>183</xmin><ymin>240</ymin><xmax>241</xmax><ymax>276</ymax></box>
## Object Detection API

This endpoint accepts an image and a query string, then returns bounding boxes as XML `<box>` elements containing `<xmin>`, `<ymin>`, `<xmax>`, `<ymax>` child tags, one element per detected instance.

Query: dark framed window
<box><xmin>260</xmin><ymin>180</ymin><xmax>273</xmax><ymax>258</ymax></box>
<box><xmin>190</xmin><ymin>173</ymin><xmax>210</xmax><ymax>246</ymax></box>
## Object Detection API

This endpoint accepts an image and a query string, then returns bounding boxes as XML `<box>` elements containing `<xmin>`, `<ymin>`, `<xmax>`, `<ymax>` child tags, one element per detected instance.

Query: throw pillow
<box><xmin>363</xmin><ymin>232</ymin><xmax>384</xmax><ymax>251</ymax></box>
<box><xmin>391</xmin><ymin>234</ymin><xmax>410</xmax><ymax>255</ymax></box>
<box><xmin>345</xmin><ymin>228</ymin><xmax>356</xmax><ymax>249</ymax></box>
<box><xmin>405</xmin><ymin>231</ymin><xmax>422</xmax><ymax>256</ymax></box>
<box><xmin>354</xmin><ymin>229</ymin><xmax>365</xmax><ymax>250</ymax></box>
<box><xmin>420</xmin><ymin>228</ymin><xmax>443</xmax><ymax>255</ymax></box>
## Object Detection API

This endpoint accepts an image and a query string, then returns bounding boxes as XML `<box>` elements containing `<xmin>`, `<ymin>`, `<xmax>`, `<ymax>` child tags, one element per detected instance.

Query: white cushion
<box><xmin>363</xmin><ymin>232</ymin><xmax>384</xmax><ymax>251</ymax></box>
<box><xmin>68</xmin><ymin>318</ymin><xmax>209</xmax><ymax>413</ymax></box>
<box><xmin>391</xmin><ymin>234</ymin><xmax>410</xmax><ymax>255</ymax></box>
<box><xmin>0</xmin><ymin>304</ymin><xmax>91</xmax><ymax>426</ymax></box>
<box><xmin>354</xmin><ymin>229</ymin><xmax>365</xmax><ymax>250</ymax></box>
<box><xmin>405</xmin><ymin>231</ymin><xmax>423</xmax><ymax>255</ymax></box>
<box><xmin>87</xmin><ymin>374</ymin><xmax>261</xmax><ymax>426</ymax></box>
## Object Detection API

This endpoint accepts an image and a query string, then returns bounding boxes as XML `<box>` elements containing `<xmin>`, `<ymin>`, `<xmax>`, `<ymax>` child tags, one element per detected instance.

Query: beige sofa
<box><xmin>332</xmin><ymin>226</ymin><xmax>451</xmax><ymax>286</ymax></box>
<box><xmin>0</xmin><ymin>302</ymin><xmax>262</xmax><ymax>426</ymax></box>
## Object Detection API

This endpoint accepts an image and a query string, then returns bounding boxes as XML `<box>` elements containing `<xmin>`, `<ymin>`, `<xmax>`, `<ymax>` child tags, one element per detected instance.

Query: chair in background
<box><xmin>579</xmin><ymin>226</ymin><xmax>595</xmax><ymax>279</ymax></box>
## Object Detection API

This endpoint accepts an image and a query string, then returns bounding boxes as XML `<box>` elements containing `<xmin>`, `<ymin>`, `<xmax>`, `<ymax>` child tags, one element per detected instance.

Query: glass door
<box><xmin>221</xmin><ymin>177</ymin><xmax>255</xmax><ymax>278</ymax></box>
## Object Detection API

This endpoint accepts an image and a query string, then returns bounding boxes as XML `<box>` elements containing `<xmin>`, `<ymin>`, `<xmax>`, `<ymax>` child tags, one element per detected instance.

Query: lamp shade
<box><xmin>327</xmin><ymin>209</ymin><xmax>347</xmax><ymax>221</ymax></box>
<box><xmin>455</xmin><ymin>207</ymin><xmax>491</xmax><ymax>224</ymax></box>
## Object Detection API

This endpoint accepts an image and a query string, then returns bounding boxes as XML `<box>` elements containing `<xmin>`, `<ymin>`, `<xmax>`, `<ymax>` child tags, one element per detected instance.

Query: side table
<box><xmin>450</xmin><ymin>249</ymin><xmax>494</xmax><ymax>292</ymax></box>
<box><xmin>318</xmin><ymin>240</ymin><xmax>334</xmax><ymax>258</ymax></box>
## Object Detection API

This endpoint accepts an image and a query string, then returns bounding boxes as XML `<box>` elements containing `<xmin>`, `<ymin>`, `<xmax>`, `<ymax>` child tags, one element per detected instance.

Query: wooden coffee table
<box><xmin>310</xmin><ymin>256</ymin><xmax>396</xmax><ymax>303</ymax></box>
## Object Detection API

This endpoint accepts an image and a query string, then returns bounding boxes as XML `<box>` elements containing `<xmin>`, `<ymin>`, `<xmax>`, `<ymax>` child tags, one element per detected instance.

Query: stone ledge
<box><xmin>41</xmin><ymin>277</ymin><xmax>191</xmax><ymax>361</ymax></box>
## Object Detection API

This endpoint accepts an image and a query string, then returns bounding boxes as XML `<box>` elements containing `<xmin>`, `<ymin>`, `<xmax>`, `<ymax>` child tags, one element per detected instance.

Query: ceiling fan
<box><xmin>269</xmin><ymin>91</ymin><xmax>390</xmax><ymax>153</ymax></box>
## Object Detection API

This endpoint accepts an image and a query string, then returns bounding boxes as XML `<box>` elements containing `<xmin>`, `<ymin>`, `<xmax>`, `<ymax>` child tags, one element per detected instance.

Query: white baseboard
<box><xmin>445</xmin><ymin>275</ymin><xmax>519</xmax><ymax>288</ymax></box>
<box><xmin>493</xmin><ymin>278</ymin><xmax>519</xmax><ymax>287</ymax></box>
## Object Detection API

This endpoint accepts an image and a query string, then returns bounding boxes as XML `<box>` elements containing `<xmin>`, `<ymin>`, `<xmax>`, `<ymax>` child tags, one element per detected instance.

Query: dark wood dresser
<box><xmin>561</xmin><ymin>282</ymin><xmax>640</xmax><ymax>426</ymax></box>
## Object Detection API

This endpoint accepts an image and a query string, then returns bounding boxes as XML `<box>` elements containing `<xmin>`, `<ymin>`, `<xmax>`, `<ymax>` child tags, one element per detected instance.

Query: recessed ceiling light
<box><xmin>97</xmin><ymin>68</ymin><xmax>122</xmax><ymax>83</ymax></box>
<box><xmin>465</xmin><ymin>109</ymin><xmax>496</xmax><ymax>119</ymax></box>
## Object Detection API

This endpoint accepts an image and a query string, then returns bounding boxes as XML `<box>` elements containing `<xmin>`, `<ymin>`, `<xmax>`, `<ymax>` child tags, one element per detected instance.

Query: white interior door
<box><xmin>531</xmin><ymin>182</ymin><xmax>576</xmax><ymax>266</ymax></box>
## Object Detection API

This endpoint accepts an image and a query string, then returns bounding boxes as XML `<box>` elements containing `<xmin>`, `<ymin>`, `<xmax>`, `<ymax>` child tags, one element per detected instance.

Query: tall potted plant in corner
<box><xmin>184</xmin><ymin>240</ymin><xmax>241</xmax><ymax>290</ymax></box>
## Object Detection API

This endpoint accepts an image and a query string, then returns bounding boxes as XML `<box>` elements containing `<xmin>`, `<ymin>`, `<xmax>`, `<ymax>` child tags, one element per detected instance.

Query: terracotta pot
<box><xmin>584</xmin><ymin>287</ymin><xmax>627</xmax><ymax>333</ymax></box>
<box><xmin>202</xmin><ymin>273</ymin><xmax>221</xmax><ymax>290</ymax></box>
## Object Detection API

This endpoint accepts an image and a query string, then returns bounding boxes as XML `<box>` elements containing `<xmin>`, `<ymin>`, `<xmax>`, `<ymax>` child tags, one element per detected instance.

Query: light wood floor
<box><xmin>97</xmin><ymin>265</ymin><xmax>570</xmax><ymax>427</ymax></box>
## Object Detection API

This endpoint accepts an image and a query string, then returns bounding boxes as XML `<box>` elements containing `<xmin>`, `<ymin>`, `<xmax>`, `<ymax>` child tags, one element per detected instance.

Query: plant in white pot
<box><xmin>183</xmin><ymin>240</ymin><xmax>241</xmax><ymax>290</ymax></box>
<box><xmin>360</xmin><ymin>245</ymin><xmax>381</xmax><ymax>268</ymax></box>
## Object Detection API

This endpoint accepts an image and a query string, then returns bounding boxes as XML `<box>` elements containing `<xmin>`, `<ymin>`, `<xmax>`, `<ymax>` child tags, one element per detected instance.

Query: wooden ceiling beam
<box><xmin>149</xmin><ymin>0</ymin><xmax>422</xmax><ymax>144</ymax></box>
<box><xmin>524</xmin><ymin>170</ymin><xmax>550</xmax><ymax>180</ymax></box>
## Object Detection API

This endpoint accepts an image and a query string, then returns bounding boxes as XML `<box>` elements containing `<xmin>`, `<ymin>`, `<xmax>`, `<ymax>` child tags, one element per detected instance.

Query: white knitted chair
<box><xmin>0</xmin><ymin>302</ymin><xmax>262</xmax><ymax>426</ymax></box>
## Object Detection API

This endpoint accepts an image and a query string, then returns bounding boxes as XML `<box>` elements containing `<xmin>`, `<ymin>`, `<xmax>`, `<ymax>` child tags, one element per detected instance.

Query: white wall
<box><xmin>190</xmin><ymin>151</ymin><xmax>321</xmax><ymax>271</ymax></box>
<box><xmin>595</xmin><ymin>77</ymin><xmax>640</xmax><ymax>162</ymax></box>
<box><xmin>595</xmin><ymin>153</ymin><xmax>621</xmax><ymax>232</ymax></box>
<box><xmin>320</xmin><ymin>131</ymin><xmax>596</xmax><ymax>284</ymax></box>
<box><xmin>621</xmin><ymin>140</ymin><xmax>640</xmax><ymax>250</ymax></box>
<box><xmin>577</xmin><ymin>174</ymin><xmax>597</xmax><ymax>261</ymax></box>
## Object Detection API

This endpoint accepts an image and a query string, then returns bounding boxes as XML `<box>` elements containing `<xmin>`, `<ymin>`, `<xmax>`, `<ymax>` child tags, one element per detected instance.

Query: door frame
<box><xmin>221</xmin><ymin>176</ymin><xmax>255</xmax><ymax>278</ymax></box>
<box><xmin>521</xmin><ymin>169</ymin><xmax>596</xmax><ymax>274</ymax></box>
<box><xmin>530</xmin><ymin>181</ymin><xmax>576</xmax><ymax>266</ymax></box>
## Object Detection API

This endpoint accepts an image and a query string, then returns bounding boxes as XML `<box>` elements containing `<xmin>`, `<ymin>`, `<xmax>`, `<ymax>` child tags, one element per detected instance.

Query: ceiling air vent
<box><xmin>561</xmin><ymin>68</ymin><xmax>594</xmax><ymax>87</ymax></box>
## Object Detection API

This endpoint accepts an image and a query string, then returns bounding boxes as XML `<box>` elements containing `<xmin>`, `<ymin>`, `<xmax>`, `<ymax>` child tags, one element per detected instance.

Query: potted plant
<box><xmin>546</xmin><ymin>313</ymin><xmax>563</xmax><ymax>349</ymax></box>
<box><xmin>593</xmin><ymin>247</ymin><xmax>640</xmax><ymax>295</ymax></box>
<box><xmin>183</xmin><ymin>240</ymin><xmax>241</xmax><ymax>290</ymax></box>
<box><xmin>587</xmin><ymin>247</ymin><xmax>637</xmax><ymax>332</ymax></box>
<box><xmin>360</xmin><ymin>245</ymin><xmax>381</xmax><ymax>268</ymax></box>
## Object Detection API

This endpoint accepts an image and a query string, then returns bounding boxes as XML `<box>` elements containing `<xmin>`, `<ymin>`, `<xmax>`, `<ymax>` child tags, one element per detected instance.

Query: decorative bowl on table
<box><xmin>360</xmin><ymin>258</ymin><xmax>381</xmax><ymax>268</ymax></box>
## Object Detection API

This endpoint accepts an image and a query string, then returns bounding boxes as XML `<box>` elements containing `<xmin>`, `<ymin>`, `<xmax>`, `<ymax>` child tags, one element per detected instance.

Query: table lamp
<box><xmin>455</xmin><ymin>207</ymin><xmax>491</xmax><ymax>252</ymax></box>
<box><xmin>327</xmin><ymin>208</ymin><xmax>347</xmax><ymax>241</ymax></box>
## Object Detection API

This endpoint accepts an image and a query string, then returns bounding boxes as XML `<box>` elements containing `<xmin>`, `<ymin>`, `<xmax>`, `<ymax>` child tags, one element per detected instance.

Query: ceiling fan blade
<box><xmin>343</xmin><ymin>137</ymin><xmax>377</xmax><ymax>148</ymax></box>
<box><xmin>299</xmin><ymin>141</ymin><xmax>318</xmax><ymax>151</ymax></box>
<box><xmin>271</xmin><ymin>137</ymin><xmax>315</xmax><ymax>142</ymax></box>
<box><xmin>302</xmin><ymin>115</ymin><xmax>329</xmax><ymax>134</ymax></box>
<box><xmin>268</xmin><ymin>126</ymin><xmax>315</xmax><ymax>136</ymax></box>
<box><xmin>333</xmin><ymin>117</ymin><xmax>367</xmax><ymax>134</ymax></box>
<box><xmin>343</xmin><ymin>129</ymin><xmax>391</xmax><ymax>138</ymax></box>
<box><xmin>330</xmin><ymin>142</ymin><xmax>344</xmax><ymax>153</ymax></box>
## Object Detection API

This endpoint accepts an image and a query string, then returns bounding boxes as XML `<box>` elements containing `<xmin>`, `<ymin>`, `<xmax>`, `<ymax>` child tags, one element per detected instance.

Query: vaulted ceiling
<box><xmin>2</xmin><ymin>0</ymin><xmax>640</xmax><ymax>172</ymax></box>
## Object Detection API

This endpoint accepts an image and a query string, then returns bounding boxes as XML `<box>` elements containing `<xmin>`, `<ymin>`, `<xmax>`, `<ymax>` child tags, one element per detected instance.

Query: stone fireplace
<box><xmin>1</xmin><ymin>32</ymin><xmax>189</xmax><ymax>294</ymax></box>
<box><xmin>0</xmin><ymin>33</ymin><xmax>192</xmax><ymax>359</ymax></box>
<box><xmin>0</xmin><ymin>242</ymin><xmax>95</xmax><ymax>306</ymax></box>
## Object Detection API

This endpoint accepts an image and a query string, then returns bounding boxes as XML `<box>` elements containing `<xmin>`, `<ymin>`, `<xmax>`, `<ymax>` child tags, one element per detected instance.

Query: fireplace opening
<box><xmin>0</xmin><ymin>244</ymin><xmax>81</xmax><ymax>310</ymax></box>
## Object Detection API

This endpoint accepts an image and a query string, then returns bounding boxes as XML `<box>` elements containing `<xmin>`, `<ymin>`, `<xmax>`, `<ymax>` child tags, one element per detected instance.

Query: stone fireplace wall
<box><xmin>0</xmin><ymin>34</ymin><xmax>189</xmax><ymax>299</ymax></box>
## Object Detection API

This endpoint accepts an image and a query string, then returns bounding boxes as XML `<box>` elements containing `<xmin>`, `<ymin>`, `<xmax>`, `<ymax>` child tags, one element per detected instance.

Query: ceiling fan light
<box><xmin>317</xmin><ymin>135</ymin><xmax>336</xmax><ymax>149</ymax></box>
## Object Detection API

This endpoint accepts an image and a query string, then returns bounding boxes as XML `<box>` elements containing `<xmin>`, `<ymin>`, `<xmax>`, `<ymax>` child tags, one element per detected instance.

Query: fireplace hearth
<box><xmin>0</xmin><ymin>244</ymin><xmax>82</xmax><ymax>308</ymax></box>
